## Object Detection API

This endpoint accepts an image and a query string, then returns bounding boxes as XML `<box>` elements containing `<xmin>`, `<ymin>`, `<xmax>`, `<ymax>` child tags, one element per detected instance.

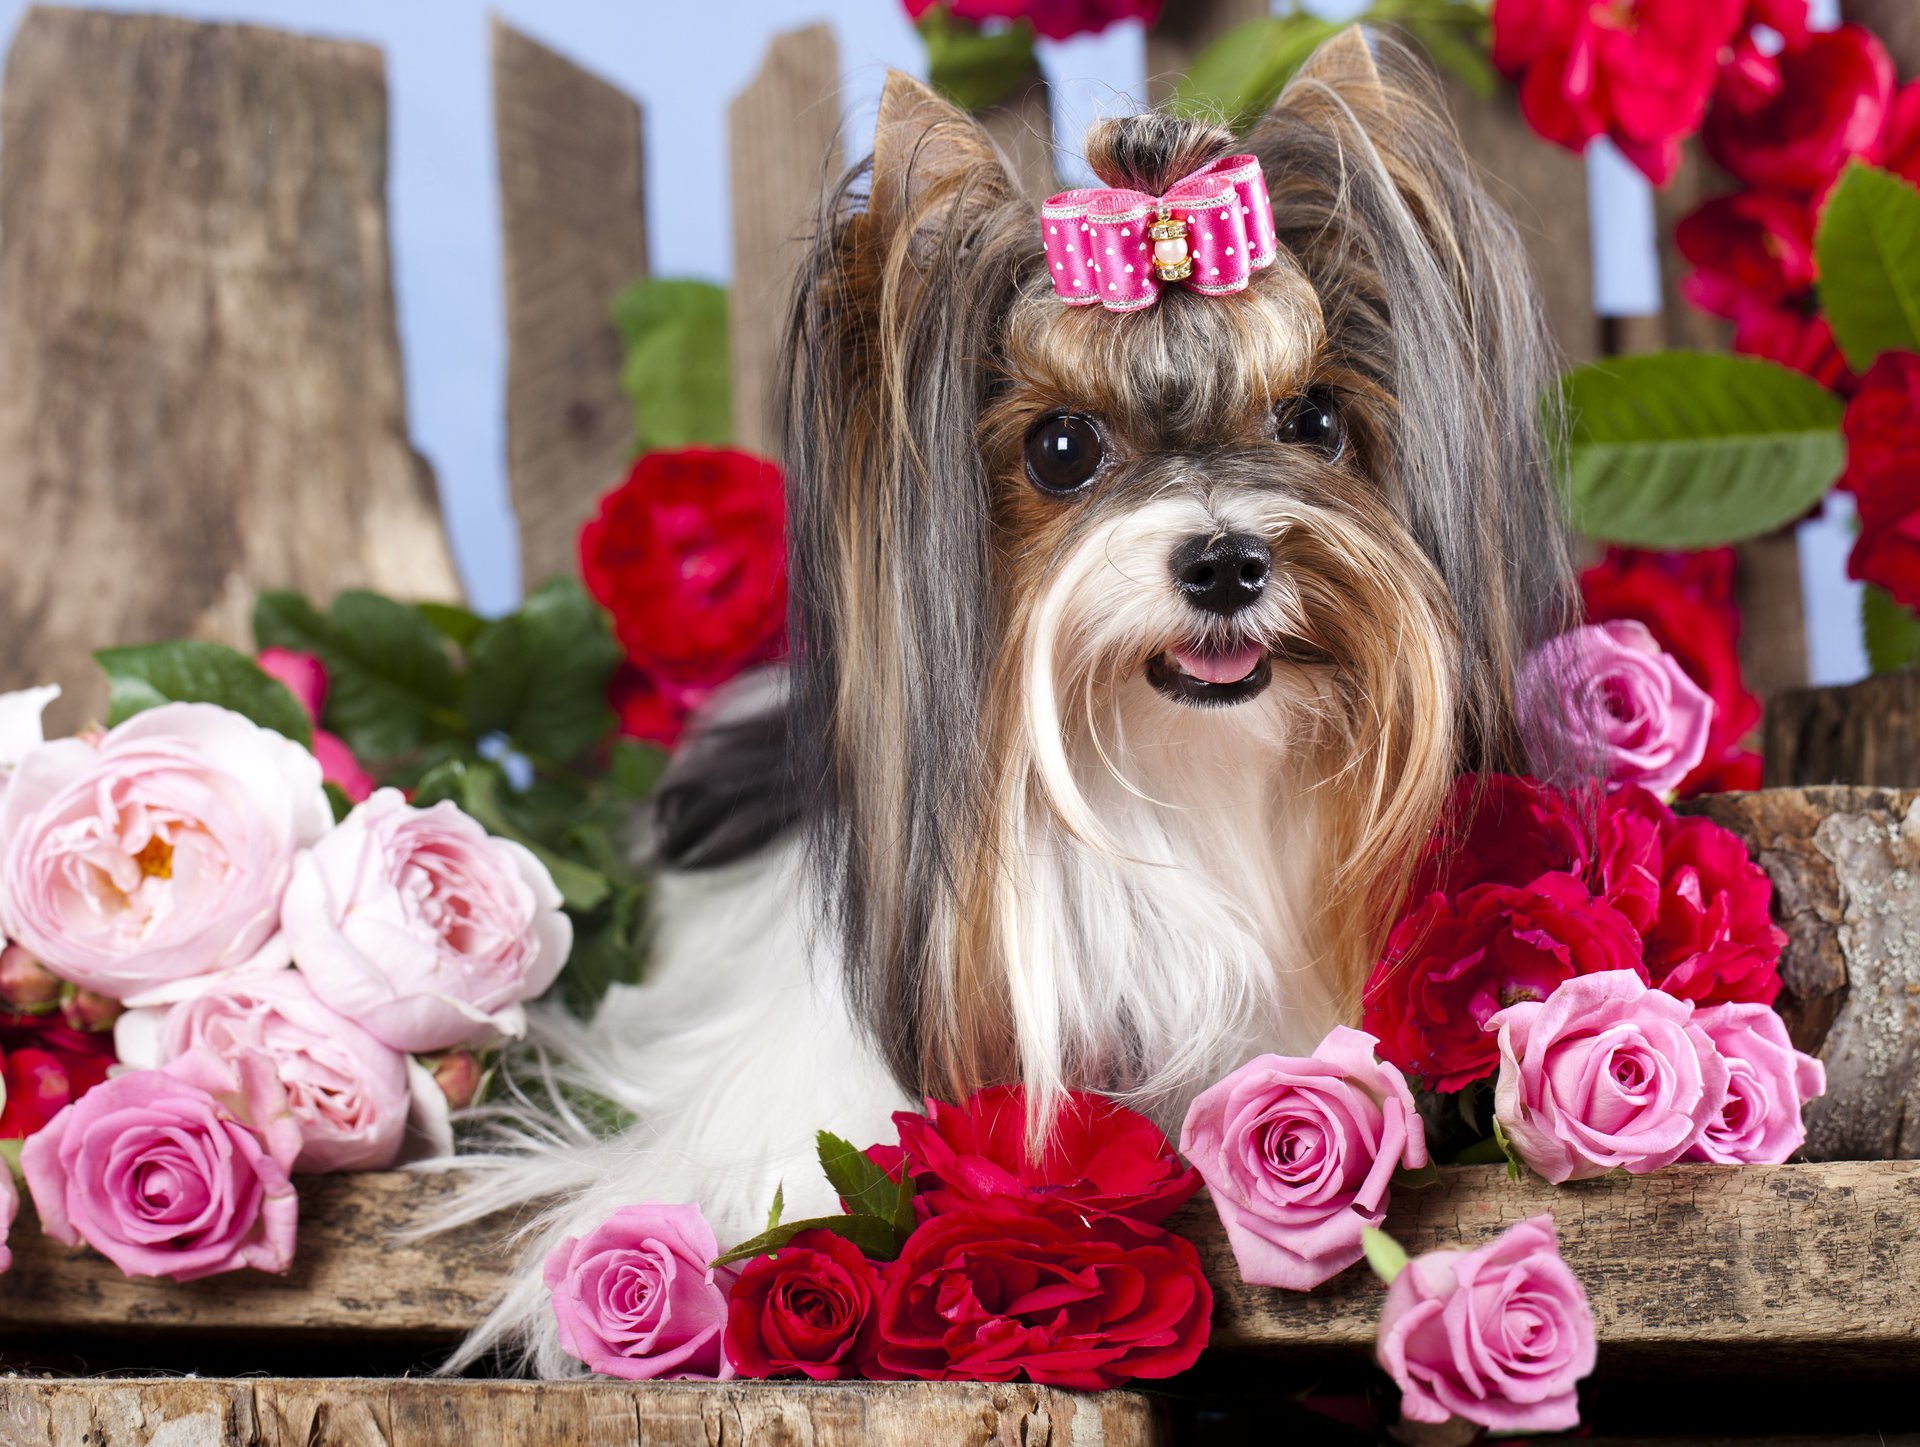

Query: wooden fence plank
<box><xmin>728</xmin><ymin>25</ymin><xmax>841</xmax><ymax>459</ymax></box>
<box><xmin>2</xmin><ymin>1158</ymin><xmax>1916</xmax><ymax>1374</ymax></box>
<box><xmin>978</xmin><ymin>68</ymin><xmax>1057</xmax><ymax>204</ymax></box>
<box><xmin>0</xmin><ymin>7</ymin><xmax>462</xmax><ymax>732</ymax></box>
<box><xmin>1843</xmin><ymin>0</ymin><xmax>1920</xmax><ymax>77</ymax></box>
<box><xmin>1144</xmin><ymin>0</ymin><xmax>1267</xmax><ymax>108</ymax></box>
<box><xmin>493</xmin><ymin>20</ymin><xmax>650</xmax><ymax>593</ymax></box>
<box><xmin>0</xmin><ymin>1379</ymin><xmax>1171</xmax><ymax>1447</ymax></box>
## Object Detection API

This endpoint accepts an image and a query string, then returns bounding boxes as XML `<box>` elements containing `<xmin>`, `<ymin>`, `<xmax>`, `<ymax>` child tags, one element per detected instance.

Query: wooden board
<box><xmin>0</xmin><ymin>1378</ymin><xmax>1170</xmax><ymax>1447</ymax></box>
<box><xmin>728</xmin><ymin>25</ymin><xmax>841</xmax><ymax>458</ymax></box>
<box><xmin>1843</xmin><ymin>0</ymin><xmax>1920</xmax><ymax>78</ymax></box>
<box><xmin>4</xmin><ymin>1161</ymin><xmax>1918</xmax><ymax>1375</ymax></box>
<box><xmin>1764</xmin><ymin>673</ymin><xmax>1920</xmax><ymax>787</ymax></box>
<box><xmin>493</xmin><ymin>19</ymin><xmax>649</xmax><ymax>591</ymax></box>
<box><xmin>0</xmin><ymin>8</ymin><xmax>462</xmax><ymax>733</ymax></box>
<box><xmin>978</xmin><ymin>66</ymin><xmax>1057</xmax><ymax>205</ymax></box>
<box><xmin>1143</xmin><ymin>0</ymin><xmax>1267</xmax><ymax>107</ymax></box>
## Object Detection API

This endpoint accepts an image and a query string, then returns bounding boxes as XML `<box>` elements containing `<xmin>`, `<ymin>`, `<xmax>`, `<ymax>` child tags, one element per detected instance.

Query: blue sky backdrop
<box><xmin>0</xmin><ymin>0</ymin><xmax>1863</xmax><ymax>681</ymax></box>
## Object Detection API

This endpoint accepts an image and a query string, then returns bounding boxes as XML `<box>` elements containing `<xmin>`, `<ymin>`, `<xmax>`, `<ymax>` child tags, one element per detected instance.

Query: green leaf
<box><xmin>1169</xmin><ymin>14</ymin><xmax>1341</xmax><ymax>131</ymax></box>
<box><xmin>711</xmin><ymin>1212</ymin><xmax>904</xmax><ymax>1269</ymax></box>
<box><xmin>253</xmin><ymin>590</ymin><xmax>462</xmax><ymax>765</ymax></box>
<box><xmin>556</xmin><ymin>883</ymin><xmax>645</xmax><ymax>1016</ymax></box>
<box><xmin>1362</xmin><ymin>1226</ymin><xmax>1410</xmax><ymax>1286</ymax></box>
<box><xmin>915</xmin><ymin>7</ymin><xmax>1037</xmax><ymax>112</ymax></box>
<box><xmin>817</xmin><ymin>1130</ymin><xmax>912</xmax><ymax>1222</ymax></box>
<box><xmin>1492</xmin><ymin>1118</ymin><xmax>1524</xmax><ymax>1183</ymax></box>
<box><xmin>610</xmin><ymin>279</ymin><xmax>732</xmax><ymax>456</ymax></box>
<box><xmin>323</xmin><ymin>781</ymin><xmax>354</xmax><ymax>823</ymax></box>
<box><xmin>417</xmin><ymin>601</ymin><xmax>489</xmax><ymax>650</ymax></box>
<box><xmin>94</xmin><ymin>641</ymin><xmax>313</xmax><ymax>748</ymax></box>
<box><xmin>1391</xmin><ymin>1160</ymin><xmax>1442</xmax><ymax>1192</ymax></box>
<box><xmin>411</xmin><ymin>758</ymin><xmax>472</xmax><ymax>809</ymax></box>
<box><xmin>462</xmin><ymin>579</ymin><xmax>621</xmax><ymax>764</ymax></box>
<box><xmin>1816</xmin><ymin>161</ymin><xmax>1920</xmax><ymax>374</ymax></box>
<box><xmin>1564</xmin><ymin>351</ymin><xmax>1846</xmax><ymax>548</ymax></box>
<box><xmin>1452</xmin><ymin>1135</ymin><xmax>1510</xmax><ymax>1166</ymax></box>
<box><xmin>609</xmin><ymin>738</ymin><xmax>671</xmax><ymax>800</ymax></box>
<box><xmin>767</xmin><ymin>1183</ymin><xmax>785</xmax><ymax>1233</ymax></box>
<box><xmin>1380</xmin><ymin>1</ymin><xmax>1497</xmax><ymax>98</ymax></box>
<box><xmin>458</xmin><ymin>765</ymin><xmax>612</xmax><ymax>913</ymax></box>
<box><xmin>1863</xmin><ymin>584</ymin><xmax>1920</xmax><ymax>673</ymax></box>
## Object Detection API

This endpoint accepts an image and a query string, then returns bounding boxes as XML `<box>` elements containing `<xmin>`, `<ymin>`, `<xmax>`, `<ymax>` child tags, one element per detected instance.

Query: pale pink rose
<box><xmin>1493</xmin><ymin>969</ymin><xmax>1730</xmax><ymax>1183</ymax></box>
<box><xmin>0</xmin><ymin>685</ymin><xmax>58</xmax><ymax>779</ymax></box>
<box><xmin>1685</xmin><ymin>1003</ymin><xmax>1826</xmax><ymax>1165</ymax></box>
<box><xmin>257</xmin><ymin>648</ymin><xmax>375</xmax><ymax>804</ymax></box>
<box><xmin>0</xmin><ymin>703</ymin><xmax>331</xmax><ymax>1000</ymax></box>
<box><xmin>21</xmin><ymin>1046</ymin><xmax>301</xmax><ymax>1281</ymax></box>
<box><xmin>281</xmin><ymin>789</ymin><xmax>571</xmax><ymax>1053</ymax></box>
<box><xmin>1377</xmin><ymin>1214</ymin><xmax>1596</xmax><ymax>1434</ymax></box>
<box><xmin>1521</xmin><ymin>620</ymin><xmax>1714</xmax><ymax>796</ymax></box>
<box><xmin>118</xmin><ymin>969</ymin><xmax>411</xmax><ymax>1173</ymax></box>
<box><xmin>1180</xmin><ymin>1026</ymin><xmax>1427</xmax><ymax>1291</ymax></box>
<box><xmin>544</xmin><ymin>1203</ymin><xmax>736</xmax><ymax>1380</ymax></box>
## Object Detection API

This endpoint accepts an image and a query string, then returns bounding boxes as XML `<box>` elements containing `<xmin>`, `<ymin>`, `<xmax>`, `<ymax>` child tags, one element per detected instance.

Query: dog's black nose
<box><xmin>1171</xmin><ymin>533</ymin><xmax>1270</xmax><ymax>616</ymax></box>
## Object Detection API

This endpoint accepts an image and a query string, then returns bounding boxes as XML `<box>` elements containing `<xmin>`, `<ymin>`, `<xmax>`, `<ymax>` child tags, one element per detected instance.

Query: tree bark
<box><xmin>493</xmin><ymin>19</ymin><xmax>649</xmax><ymax>591</ymax></box>
<box><xmin>0</xmin><ymin>8</ymin><xmax>461</xmax><ymax>732</ymax></box>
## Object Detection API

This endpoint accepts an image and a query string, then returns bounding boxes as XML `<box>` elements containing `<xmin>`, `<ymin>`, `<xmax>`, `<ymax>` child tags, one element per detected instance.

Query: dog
<box><xmin>442</xmin><ymin>26</ymin><xmax>1578</xmax><ymax>1376</ymax></box>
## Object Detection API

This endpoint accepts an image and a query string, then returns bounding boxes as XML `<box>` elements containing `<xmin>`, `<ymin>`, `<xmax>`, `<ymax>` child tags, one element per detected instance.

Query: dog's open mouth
<box><xmin>1146</xmin><ymin>642</ymin><xmax>1273</xmax><ymax>706</ymax></box>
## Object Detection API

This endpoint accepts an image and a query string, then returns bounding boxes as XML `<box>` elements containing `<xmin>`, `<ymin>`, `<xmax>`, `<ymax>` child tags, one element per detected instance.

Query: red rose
<box><xmin>1878</xmin><ymin>81</ymin><xmax>1920</xmax><ymax>184</ymax></box>
<box><xmin>1841</xmin><ymin>353</ymin><xmax>1920</xmax><ymax>609</ymax></box>
<box><xmin>1362</xmin><ymin>873</ymin><xmax>1646</xmax><ymax>1092</ymax></box>
<box><xmin>724</xmin><ymin>1229</ymin><xmax>883</xmax><ymax>1381</ymax></box>
<box><xmin>1605</xmin><ymin>786</ymin><xmax>1785</xmax><ymax>1006</ymax></box>
<box><xmin>869</xmin><ymin>1204</ymin><xmax>1210</xmax><ymax>1389</ymax></box>
<box><xmin>901</xmin><ymin>0</ymin><xmax>1159</xmax><ymax>42</ymax></box>
<box><xmin>877</xmin><ymin>1083</ymin><xmax>1198</xmax><ymax>1226</ymax></box>
<box><xmin>1703</xmin><ymin>27</ymin><xmax>1895</xmax><ymax>194</ymax></box>
<box><xmin>1411</xmin><ymin>773</ymin><xmax>1591</xmax><ymax>900</ymax></box>
<box><xmin>1581</xmin><ymin>549</ymin><xmax>1761</xmax><ymax>798</ymax></box>
<box><xmin>1721</xmin><ymin>0</ymin><xmax>1812</xmax><ymax>107</ymax></box>
<box><xmin>1492</xmin><ymin>0</ymin><xmax>1745</xmax><ymax>185</ymax></box>
<box><xmin>0</xmin><ymin>1011</ymin><xmax>115</xmax><ymax>1139</ymax></box>
<box><xmin>580</xmin><ymin>448</ymin><xmax>787</xmax><ymax>748</ymax></box>
<box><xmin>1675</xmin><ymin>193</ymin><xmax>1817</xmax><ymax>321</ymax></box>
<box><xmin>1731</xmin><ymin>305</ymin><xmax>1858</xmax><ymax>394</ymax></box>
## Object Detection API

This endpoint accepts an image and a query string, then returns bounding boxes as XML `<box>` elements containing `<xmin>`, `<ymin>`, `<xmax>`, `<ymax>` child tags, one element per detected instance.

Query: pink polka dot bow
<box><xmin>1042</xmin><ymin>155</ymin><xmax>1278</xmax><ymax>312</ymax></box>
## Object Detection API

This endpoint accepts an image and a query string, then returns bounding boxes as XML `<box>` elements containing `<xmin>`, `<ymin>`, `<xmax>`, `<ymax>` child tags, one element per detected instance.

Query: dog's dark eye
<box><xmin>1024</xmin><ymin>413</ymin><xmax>1104</xmax><ymax>495</ymax></box>
<box><xmin>1275</xmin><ymin>391</ymin><xmax>1345</xmax><ymax>455</ymax></box>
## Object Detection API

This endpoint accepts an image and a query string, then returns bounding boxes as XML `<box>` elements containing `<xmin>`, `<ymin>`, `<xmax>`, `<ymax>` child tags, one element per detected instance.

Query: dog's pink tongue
<box><xmin>1171</xmin><ymin>642</ymin><xmax>1265</xmax><ymax>685</ymax></box>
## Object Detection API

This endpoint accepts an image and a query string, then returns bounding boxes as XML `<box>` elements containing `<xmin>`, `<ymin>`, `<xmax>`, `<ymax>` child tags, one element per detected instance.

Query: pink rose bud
<box><xmin>1180</xmin><ymin>1026</ymin><xmax>1427</xmax><ymax>1291</ymax></box>
<box><xmin>430</xmin><ymin>1050</ymin><xmax>484</xmax><ymax>1112</ymax></box>
<box><xmin>281</xmin><ymin>789</ymin><xmax>571</xmax><ymax>1053</ymax></box>
<box><xmin>256</xmin><ymin>647</ymin><xmax>328</xmax><ymax>720</ymax></box>
<box><xmin>59</xmin><ymin>987</ymin><xmax>124</xmax><ymax>1033</ymax></box>
<box><xmin>1377</xmin><ymin>1214</ymin><xmax>1596</xmax><ymax>1434</ymax></box>
<box><xmin>1493</xmin><ymin>970</ymin><xmax>1731</xmax><ymax>1183</ymax></box>
<box><xmin>0</xmin><ymin>944</ymin><xmax>62</xmax><ymax>1010</ymax></box>
<box><xmin>21</xmin><ymin>1046</ymin><xmax>301</xmax><ymax>1281</ymax></box>
<box><xmin>0</xmin><ymin>703</ymin><xmax>331</xmax><ymax>1001</ymax></box>
<box><xmin>544</xmin><ymin>1203</ymin><xmax>735</xmax><ymax>1380</ymax></box>
<box><xmin>1520</xmin><ymin>619</ymin><xmax>1715</xmax><ymax>796</ymax></box>
<box><xmin>1685</xmin><ymin>1003</ymin><xmax>1826</xmax><ymax>1164</ymax></box>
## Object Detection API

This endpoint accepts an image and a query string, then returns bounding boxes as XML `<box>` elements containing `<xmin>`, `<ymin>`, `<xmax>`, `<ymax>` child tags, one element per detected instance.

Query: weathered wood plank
<box><xmin>0</xmin><ymin>1378</ymin><xmax>1170</xmax><ymax>1447</ymax></box>
<box><xmin>1144</xmin><ymin>0</ymin><xmax>1267</xmax><ymax>107</ymax></box>
<box><xmin>1764</xmin><ymin>674</ymin><xmax>1920</xmax><ymax>787</ymax></box>
<box><xmin>3</xmin><ymin>1160</ymin><xmax>1916</xmax><ymax>1373</ymax></box>
<box><xmin>978</xmin><ymin>66</ymin><xmax>1057</xmax><ymax>204</ymax></box>
<box><xmin>728</xmin><ymin>25</ymin><xmax>841</xmax><ymax>458</ymax></box>
<box><xmin>1680</xmin><ymin>786</ymin><xmax>1920</xmax><ymax>1162</ymax></box>
<box><xmin>1842</xmin><ymin>0</ymin><xmax>1920</xmax><ymax>79</ymax></box>
<box><xmin>493</xmin><ymin>19</ymin><xmax>649</xmax><ymax>591</ymax></box>
<box><xmin>0</xmin><ymin>7</ymin><xmax>462</xmax><ymax>732</ymax></box>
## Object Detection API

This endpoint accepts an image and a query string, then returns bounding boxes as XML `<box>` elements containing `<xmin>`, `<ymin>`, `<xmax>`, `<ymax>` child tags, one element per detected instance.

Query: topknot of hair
<box><xmin>1083</xmin><ymin>113</ymin><xmax>1238</xmax><ymax>196</ymax></box>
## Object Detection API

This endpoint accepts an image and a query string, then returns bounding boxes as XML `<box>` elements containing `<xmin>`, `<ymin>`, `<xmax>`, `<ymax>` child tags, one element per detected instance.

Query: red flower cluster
<box><xmin>1679</xmin><ymin>23</ymin><xmax>1912</xmax><ymax>390</ymax></box>
<box><xmin>1491</xmin><ymin>0</ymin><xmax>1785</xmax><ymax>185</ymax></box>
<box><xmin>725</xmin><ymin>1085</ymin><xmax>1211</xmax><ymax>1389</ymax></box>
<box><xmin>1580</xmin><ymin>548</ymin><xmax>1760</xmax><ymax>796</ymax></box>
<box><xmin>903</xmin><ymin>0</ymin><xmax>1159</xmax><ymax>42</ymax></box>
<box><xmin>1840</xmin><ymin>351</ymin><xmax>1920</xmax><ymax>609</ymax></box>
<box><xmin>579</xmin><ymin>448</ymin><xmax>788</xmax><ymax>749</ymax></box>
<box><xmin>1363</xmin><ymin>774</ymin><xmax>1784</xmax><ymax>1092</ymax></box>
<box><xmin>0</xmin><ymin>1011</ymin><xmax>115</xmax><ymax>1139</ymax></box>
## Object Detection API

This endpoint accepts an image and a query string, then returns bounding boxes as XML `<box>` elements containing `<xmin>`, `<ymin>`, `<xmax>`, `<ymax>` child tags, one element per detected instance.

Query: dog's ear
<box><xmin>866</xmin><ymin>71</ymin><xmax>1016</xmax><ymax>261</ymax></box>
<box><xmin>1248</xmin><ymin>30</ymin><xmax>1576</xmax><ymax>779</ymax></box>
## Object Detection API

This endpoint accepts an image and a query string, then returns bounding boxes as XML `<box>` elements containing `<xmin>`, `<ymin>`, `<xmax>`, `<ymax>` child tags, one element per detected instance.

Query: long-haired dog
<box><xmin>445</xmin><ymin>27</ymin><xmax>1577</xmax><ymax>1375</ymax></box>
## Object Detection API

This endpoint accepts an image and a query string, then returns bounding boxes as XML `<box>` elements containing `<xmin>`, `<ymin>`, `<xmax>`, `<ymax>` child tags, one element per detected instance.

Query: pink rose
<box><xmin>0</xmin><ymin>703</ymin><xmax>331</xmax><ymax>1000</ymax></box>
<box><xmin>544</xmin><ymin>1203</ymin><xmax>736</xmax><ymax>1380</ymax></box>
<box><xmin>256</xmin><ymin>648</ymin><xmax>375</xmax><ymax>804</ymax></box>
<box><xmin>1180</xmin><ymin>1027</ymin><xmax>1427</xmax><ymax>1291</ymax></box>
<box><xmin>1377</xmin><ymin>1214</ymin><xmax>1596</xmax><ymax>1434</ymax></box>
<box><xmin>280</xmin><ymin>789</ymin><xmax>571</xmax><ymax>1053</ymax></box>
<box><xmin>1493</xmin><ymin>970</ymin><xmax>1730</xmax><ymax>1183</ymax></box>
<box><xmin>117</xmin><ymin>969</ymin><xmax>412</xmax><ymax>1173</ymax></box>
<box><xmin>21</xmin><ymin>1046</ymin><xmax>301</xmax><ymax>1281</ymax></box>
<box><xmin>1685</xmin><ymin>1003</ymin><xmax>1825</xmax><ymax>1164</ymax></box>
<box><xmin>0</xmin><ymin>1157</ymin><xmax>16</xmax><ymax>1272</ymax></box>
<box><xmin>1520</xmin><ymin>621</ymin><xmax>1714</xmax><ymax>796</ymax></box>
